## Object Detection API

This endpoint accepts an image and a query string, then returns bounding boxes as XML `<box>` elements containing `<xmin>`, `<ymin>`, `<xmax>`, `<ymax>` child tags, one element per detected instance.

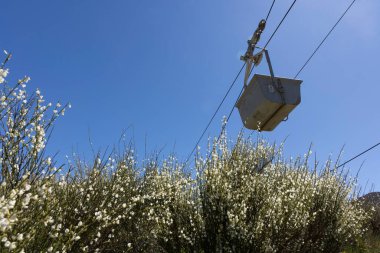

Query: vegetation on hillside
<box><xmin>0</xmin><ymin>54</ymin><xmax>375</xmax><ymax>252</ymax></box>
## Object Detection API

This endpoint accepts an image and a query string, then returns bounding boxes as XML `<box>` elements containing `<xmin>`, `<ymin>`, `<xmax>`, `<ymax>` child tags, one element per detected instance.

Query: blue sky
<box><xmin>1</xmin><ymin>0</ymin><xmax>379</xmax><ymax>191</ymax></box>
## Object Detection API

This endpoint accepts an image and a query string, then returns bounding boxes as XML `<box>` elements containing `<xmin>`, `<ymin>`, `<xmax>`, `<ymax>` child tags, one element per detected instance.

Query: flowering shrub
<box><xmin>199</xmin><ymin>135</ymin><xmax>370</xmax><ymax>252</ymax></box>
<box><xmin>358</xmin><ymin>192</ymin><xmax>380</xmax><ymax>234</ymax></box>
<box><xmin>0</xmin><ymin>53</ymin><xmax>371</xmax><ymax>252</ymax></box>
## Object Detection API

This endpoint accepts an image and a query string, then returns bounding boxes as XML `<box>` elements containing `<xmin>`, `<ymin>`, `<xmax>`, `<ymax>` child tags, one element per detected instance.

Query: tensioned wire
<box><xmin>337</xmin><ymin>142</ymin><xmax>380</xmax><ymax>169</ymax></box>
<box><xmin>184</xmin><ymin>63</ymin><xmax>245</xmax><ymax>165</ymax></box>
<box><xmin>187</xmin><ymin>0</ymin><xmax>377</xmax><ymax>171</ymax></box>
<box><xmin>204</xmin><ymin>0</ymin><xmax>371</xmax><ymax>170</ymax></box>
<box><xmin>213</xmin><ymin>0</ymin><xmax>299</xmax><ymax>146</ymax></box>
<box><xmin>294</xmin><ymin>0</ymin><xmax>357</xmax><ymax>78</ymax></box>
<box><xmin>184</xmin><ymin>0</ymin><xmax>289</xmax><ymax>165</ymax></box>
<box><xmin>290</xmin><ymin>0</ymin><xmax>378</xmax><ymax>168</ymax></box>
<box><xmin>266</xmin><ymin>0</ymin><xmax>276</xmax><ymax>21</ymax></box>
<box><xmin>185</xmin><ymin>0</ymin><xmax>299</xmax><ymax>166</ymax></box>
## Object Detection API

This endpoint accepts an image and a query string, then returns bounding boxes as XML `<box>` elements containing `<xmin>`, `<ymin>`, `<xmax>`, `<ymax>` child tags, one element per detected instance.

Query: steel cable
<box><xmin>337</xmin><ymin>142</ymin><xmax>380</xmax><ymax>168</ymax></box>
<box><xmin>294</xmin><ymin>0</ymin><xmax>357</xmax><ymax>79</ymax></box>
<box><xmin>264</xmin><ymin>0</ymin><xmax>298</xmax><ymax>49</ymax></box>
<box><xmin>184</xmin><ymin>0</ymin><xmax>280</xmax><ymax>165</ymax></box>
<box><xmin>184</xmin><ymin>63</ymin><xmax>245</xmax><ymax>164</ymax></box>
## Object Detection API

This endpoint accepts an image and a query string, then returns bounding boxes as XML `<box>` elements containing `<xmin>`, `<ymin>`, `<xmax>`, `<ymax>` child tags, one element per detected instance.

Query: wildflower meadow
<box><xmin>0</xmin><ymin>53</ymin><xmax>374</xmax><ymax>252</ymax></box>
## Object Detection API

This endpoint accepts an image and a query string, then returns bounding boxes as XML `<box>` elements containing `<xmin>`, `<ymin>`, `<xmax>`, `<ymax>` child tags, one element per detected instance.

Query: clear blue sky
<box><xmin>1</xmin><ymin>0</ymin><xmax>379</xmax><ymax>191</ymax></box>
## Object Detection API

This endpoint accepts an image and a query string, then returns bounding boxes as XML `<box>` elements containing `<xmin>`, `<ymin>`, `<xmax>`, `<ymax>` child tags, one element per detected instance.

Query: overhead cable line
<box><xmin>184</xmin><ymin>63</ymin><xmax>245</xmax><ymax>164</ymax></box>
<box><xmin>266</xmin><ymin>0</ymin><xmax>277</xmax><ymax>21</ymax></box>
<box><xmin>337</xmin><ymin>142</ymin><xmax>380</xmax><ymax>168</ymax></box>
<box><xmin>226</xmin><ymin>0</ymin><xmax>299</xmax><ymax>124</ymax></box>
<box><xmin>294</xmin><ymin>0</ymin><xmax>357</xmax><ymax>78</ymax></box>
<box><xmin>243</xmin><ymin>0</ymin><xmax>298</xmax><ymax>85</ymax></box>
<box><xmin>264</xmin><ymin>0</ymin><xmax>297</xmax><ymax>49</ymax></box>
<box><xmin>184</xmin><ymin>0</ymin><xmax>278</xmax><ymax>165</ymax></box>
<box><xmin>213</xmin><ymin>0</ymin><xmax>299</xmax><ymax>148</ymax></box>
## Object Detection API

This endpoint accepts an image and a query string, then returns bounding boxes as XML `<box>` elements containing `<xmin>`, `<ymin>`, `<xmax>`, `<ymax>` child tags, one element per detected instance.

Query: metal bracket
<box><xmin>241</xmin><ymin>19</ymin><xmax>266</xmax><ymax>87</ymax></box>
<box><xmin>258</xmin><ymin>49</ymin><xmax>286</xmax><ymax>104</ymax></box>
<box><xmin>263</xmin><ymin>49</ymin><xmax>275</xmax><ymax>79</ymax></box>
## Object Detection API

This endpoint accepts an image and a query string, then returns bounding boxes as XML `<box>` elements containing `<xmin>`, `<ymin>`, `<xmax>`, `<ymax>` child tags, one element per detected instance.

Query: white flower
<box><xmin>0</xmin><ymin>68</ymin><xmax>9</xmax><ymax>79</ymax></box>
<box><xmin>22</xmin><ymin>194</ymin><xmax>31</xmax><ymax>208</ymax></box>
<box><xmin>0</xmin><ymin>218</ymin><xmax>9</xmax><ymax>230</ymax></box>
<box><xmin>17</xmin><ymin>233</ymin><xmax>23</xmax><ymax>241</ymax></box>
<box><xmin>9</xmin><ymin>242</ymin><xmax>17</xmax><ymax>249</ymax></box>
<box><xmin>24</xmin><ymin>183</ymin><xmax>31</xmax><ymax>191</ymax></box>
<box><xmin>4</xmin><ymin>240</ymin><xmax>10</xmax><ymax>248</ymax></box>
<box><xmin>8</xmin><ymin>199</ymin><xmax>16</xmax><ymax>209</ymax></box>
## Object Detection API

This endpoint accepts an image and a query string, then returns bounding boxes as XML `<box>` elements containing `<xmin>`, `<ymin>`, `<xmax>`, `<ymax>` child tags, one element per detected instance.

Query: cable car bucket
<box><xmin>236</xmin><ymin>50</ymin><xmax>302</xmax><ymax>131</ymax></box>
<box><xmin>236</xmin><ymin>21</ymin><xmax>302</xmax><ymax>131</ymax></box>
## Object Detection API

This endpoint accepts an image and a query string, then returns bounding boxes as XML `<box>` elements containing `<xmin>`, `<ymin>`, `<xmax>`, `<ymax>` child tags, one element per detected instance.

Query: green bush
<box><xmin>358</xmin><ymin>192</ymin><xmax>380</xmax><ymax>234</ymax></box>
<box><xmin>0</xmin><ymin>54</ymin><xmax>371</xmax><ymax>252</ymax></box>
